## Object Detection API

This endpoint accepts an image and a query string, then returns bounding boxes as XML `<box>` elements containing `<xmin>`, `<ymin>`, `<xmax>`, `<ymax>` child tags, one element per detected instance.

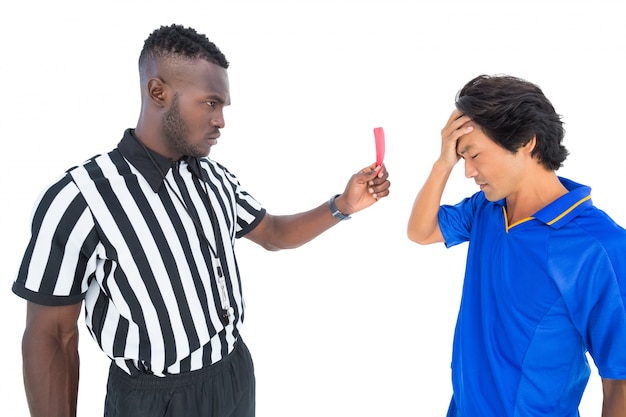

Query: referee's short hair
<box><xmin>139</xmin><ymin>24</ymin><xmax>230</xmax><ymax>71</ymax></box>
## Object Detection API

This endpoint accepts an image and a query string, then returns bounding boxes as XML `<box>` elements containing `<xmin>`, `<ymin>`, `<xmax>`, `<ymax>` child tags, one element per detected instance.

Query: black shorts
<box><xmin>104</xmin><ymin>339</ymin><xmax>255</xmax><ymax>417</ymax></box>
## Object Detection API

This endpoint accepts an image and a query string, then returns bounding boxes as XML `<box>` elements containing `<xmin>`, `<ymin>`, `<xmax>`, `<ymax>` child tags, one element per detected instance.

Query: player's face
<box><xmin>161</xmin><ymin>60</ymin><xmax>231</xmax><ymax>159</ymax></box>
<box><xmin>456</xmin><ymin>124</ymin><xmax>527</xmax><ymax>202</ymax></box>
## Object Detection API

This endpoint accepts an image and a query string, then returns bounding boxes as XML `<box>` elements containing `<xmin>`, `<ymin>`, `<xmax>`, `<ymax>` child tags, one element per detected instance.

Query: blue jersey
<box><xmin>438</xmin><ymin>177</ymin><xmax>626</xmax><ymax>417</ymax></box>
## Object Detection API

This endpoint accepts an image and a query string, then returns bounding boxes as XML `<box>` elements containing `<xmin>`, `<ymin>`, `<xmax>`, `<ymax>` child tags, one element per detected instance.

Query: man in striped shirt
<box><xmin>13</xmin><ymin>24</ymin><xmax>390</xmax><ymax>417</ymax></box>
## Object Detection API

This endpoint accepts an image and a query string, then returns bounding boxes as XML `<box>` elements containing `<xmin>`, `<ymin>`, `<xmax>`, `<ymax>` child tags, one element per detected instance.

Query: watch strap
<box><xmin>328</xmin><ymin>194</ymin><xmax>351</xmax><ymax>221</ymax></box>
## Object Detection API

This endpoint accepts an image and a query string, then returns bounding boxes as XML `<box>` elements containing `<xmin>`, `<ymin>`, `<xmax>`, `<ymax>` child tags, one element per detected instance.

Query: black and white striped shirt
<box><xmin>13</xmin><ymin>129</ymin><xmax>266</xmax><ymax>376</ymax></box>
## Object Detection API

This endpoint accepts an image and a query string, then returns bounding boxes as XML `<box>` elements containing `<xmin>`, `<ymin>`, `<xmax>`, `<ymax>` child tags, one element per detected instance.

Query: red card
<box><xmin>374</xmin><ymin>127</ymin><xmax>385</xmax><ymax>175</ymax></box>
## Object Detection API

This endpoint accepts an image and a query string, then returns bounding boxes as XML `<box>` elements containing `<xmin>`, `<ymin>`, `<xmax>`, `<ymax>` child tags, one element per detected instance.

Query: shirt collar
<box><xmin>117</xmin><ymin>129</ymin><xmax>206</xmax><ymax>192</ymax></box>
<box><xmin>533</xmin><ymin>177</ymin><xmax>592</xmax><ymax>228</ymax></box>
<box><xmin>494</xmin><ymin>177</ymin><xmax>593</xmax><ymax>229</ymax></box>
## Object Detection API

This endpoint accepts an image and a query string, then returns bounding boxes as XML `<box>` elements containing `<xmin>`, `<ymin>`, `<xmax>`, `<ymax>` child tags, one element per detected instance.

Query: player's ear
<box><xmin>521</xmin><ymin>136</ymin><xmax>537</xmax><ymax>154</ymax></box>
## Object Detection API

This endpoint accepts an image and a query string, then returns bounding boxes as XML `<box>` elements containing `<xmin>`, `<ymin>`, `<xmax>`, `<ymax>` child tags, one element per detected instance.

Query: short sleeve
<box><xmin>549</xmin><ymin>222</ymin><xmax>626</xmax><ymax>379</ymax></box>
<box><xmin>12</xmin><ymin>174</ymin><xmax>99</xmax><ymax>306</ymax></box>
<box><xmin>438</xmin><ymin>192</ymin><xmax>486</xmax><ymax>248</ymax></box>
<box><xmin>209</xmin><ymin>161</ymin><xmax>266</xmax><ymax>238</ymax></box>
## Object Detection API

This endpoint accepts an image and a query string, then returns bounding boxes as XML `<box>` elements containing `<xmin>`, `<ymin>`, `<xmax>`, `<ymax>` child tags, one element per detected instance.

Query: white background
<box><xmin>1</xmin><ymin>0</ymin><xmax>625</xmax><ymax>416</ymax></box>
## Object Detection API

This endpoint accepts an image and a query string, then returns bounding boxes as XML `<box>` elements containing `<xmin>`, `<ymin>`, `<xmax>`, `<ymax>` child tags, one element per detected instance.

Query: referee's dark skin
<box><xmin>20</xmin><ymin>28</ymin><xmax>390</xmax><ymax>417</ymax></box>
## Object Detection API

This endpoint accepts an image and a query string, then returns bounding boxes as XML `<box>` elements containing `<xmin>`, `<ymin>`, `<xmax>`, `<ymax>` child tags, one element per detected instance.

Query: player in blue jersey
<box><xmin>407</xmin><ymin>74</ymin><xmax>626</xmax><ymax>416</ymax></box>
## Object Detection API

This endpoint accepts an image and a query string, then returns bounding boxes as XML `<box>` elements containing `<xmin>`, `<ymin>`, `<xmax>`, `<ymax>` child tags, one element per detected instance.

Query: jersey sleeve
<box><xmin>12</xmin><ymin>173</ymin><xmax>100</xmax><ymax>306</ymax></box>
<box><xmin>438</xmin><ymin>192</ymin><xmax>485</xmax><ymax>248</ymax></box>
<box><xmin>213</xmin><ymin>162</ymin><xmax>266</xmax><ymax>238</ymax></box>
<box><xmin>549</xmin><ymin>218</ymin><xmax>626</xmax><ymax>380</ymax></box>
<box><xmin>233</xmin><ymin>185</ymin><xmax>266</xmax><ymax>238</ymax></box>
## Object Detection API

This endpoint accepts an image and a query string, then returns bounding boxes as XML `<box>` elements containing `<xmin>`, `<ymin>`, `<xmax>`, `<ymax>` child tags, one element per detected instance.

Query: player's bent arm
<box><xmin>22</xmin><ymin>301</ymin><xmax>82</xmax><ymax>417</ymax></box>
<box><xmin>602</xmin><ymin>378</ymin><xmax>626</xmax><ymax>417</ymax></box>
<box><xmin>407</xmin><ymin>160</ymin><xmax>454</xmax><ymax>245</ymax></box>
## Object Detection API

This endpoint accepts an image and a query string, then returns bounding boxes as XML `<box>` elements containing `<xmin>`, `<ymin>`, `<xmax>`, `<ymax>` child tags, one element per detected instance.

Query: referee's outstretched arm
<box><xmin>245</xmin><ymin>163</ymin><xmax>390</xmax><ymax>251</ymax></box>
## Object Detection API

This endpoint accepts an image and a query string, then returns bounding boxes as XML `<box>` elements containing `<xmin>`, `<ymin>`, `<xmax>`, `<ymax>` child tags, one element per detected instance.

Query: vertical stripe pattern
<box><xmin>13</xmin><ymin>140</ymin><xmax>265</xmax><ymax>376</ymax></box>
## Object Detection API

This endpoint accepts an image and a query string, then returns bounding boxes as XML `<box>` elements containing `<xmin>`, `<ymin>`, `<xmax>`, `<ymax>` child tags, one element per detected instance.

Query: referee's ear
<box><xmin>147</xmin><ymin>77</ymin><xmax>167</xmax><ymax>108</ymax></box>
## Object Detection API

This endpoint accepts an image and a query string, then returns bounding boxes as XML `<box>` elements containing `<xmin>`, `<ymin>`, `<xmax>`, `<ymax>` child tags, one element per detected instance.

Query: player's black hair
<box><xmin>456</xmin><ymin>74</ymin><xmax>568</xmax><ymax>170</ymax></box>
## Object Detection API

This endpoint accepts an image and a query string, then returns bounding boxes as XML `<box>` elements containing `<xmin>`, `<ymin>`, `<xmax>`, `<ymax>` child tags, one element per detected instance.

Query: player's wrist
<box><xmin>433</xmin><ymin>158</ymin><xmax>457</xmax><ymax>173</ymax></box>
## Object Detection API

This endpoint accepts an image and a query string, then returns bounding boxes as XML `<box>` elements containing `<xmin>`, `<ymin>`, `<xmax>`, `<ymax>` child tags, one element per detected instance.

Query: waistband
<box><xmin>109</xmin><ymin>339</ymin><xmax>249</xmax><ymax>389</ymax></box>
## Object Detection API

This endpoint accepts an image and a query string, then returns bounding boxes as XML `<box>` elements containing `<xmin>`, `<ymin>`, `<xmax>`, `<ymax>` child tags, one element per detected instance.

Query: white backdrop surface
<box><xmin>1</xmin><ymin>1</ymin><xmax>625</xmax><ymax>416</ymax></box>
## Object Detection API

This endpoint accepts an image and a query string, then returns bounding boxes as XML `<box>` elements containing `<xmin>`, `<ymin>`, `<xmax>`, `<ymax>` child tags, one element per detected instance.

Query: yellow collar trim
<box><xmin>546</xmin><ymin>195</ymin><xmax>592</xmax><ymax>225</ymax></box>
<box><xmin>503</xmin><ymin>195</ymin><xmax>592</xmax><ymax>232</ymax></box>
<box><xmin>503</xmin><ymin>206</ymin><xmax>534</xmax><ymax>232</ymax></box>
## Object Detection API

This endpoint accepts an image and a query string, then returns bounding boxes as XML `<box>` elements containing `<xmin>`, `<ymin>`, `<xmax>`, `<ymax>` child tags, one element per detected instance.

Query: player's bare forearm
<box><xmin>602</xmin><ymin>378</ymin><xmax>626</xmax><ymax>417</ymax></box>
<box><xmin>407</xmin><ymin>160</ymin><xmax>453</xmax><ymax>244</ymax></box>
<box><xmin>408</xmin><ymin>110</ymin><xmax>472</xmax><ymax>245</ymax></box>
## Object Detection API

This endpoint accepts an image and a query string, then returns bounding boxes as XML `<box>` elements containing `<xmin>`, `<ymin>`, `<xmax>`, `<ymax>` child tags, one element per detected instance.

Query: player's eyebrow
<box><xmin>457</xmin><ymin>144</ymin><xmax>472</xmax><ymax>156</ymax></box>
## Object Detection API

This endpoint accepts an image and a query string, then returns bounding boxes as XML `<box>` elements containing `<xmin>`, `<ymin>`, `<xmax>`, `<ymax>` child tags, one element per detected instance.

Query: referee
<box><xmin>12</xmin><ymin>24</ymin><xmax>390</xmax><ymax>417</ymax></box>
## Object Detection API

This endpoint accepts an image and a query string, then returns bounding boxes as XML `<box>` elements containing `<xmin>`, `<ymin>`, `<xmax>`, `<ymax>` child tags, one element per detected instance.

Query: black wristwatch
<box><xmin>328</xmin><ymin>194</ymin><xmax>351</xmax><ymax>221</ymax></box>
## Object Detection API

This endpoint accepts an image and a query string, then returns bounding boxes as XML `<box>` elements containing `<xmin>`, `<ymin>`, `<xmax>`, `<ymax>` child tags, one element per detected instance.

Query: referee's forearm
<box><xmin>251</xmin><ymin>203</ymin><xmax>340</xmax><ymax>251</ymax></box>
<box><xmin>22</xmin><ymin>325</ymin><xmax>79</xmax><ymax>417</ymax></box>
